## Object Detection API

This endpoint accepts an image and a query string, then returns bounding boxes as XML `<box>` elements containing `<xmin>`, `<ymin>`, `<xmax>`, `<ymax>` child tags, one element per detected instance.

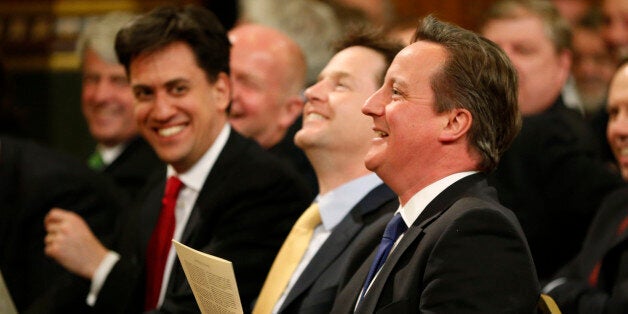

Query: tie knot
<box><xmin>383</xmin><ymin>213</ymin><xmax>407</xmax><ymax>241</ymax></box>
<box><xmin>296</xmin><ymin>203</ymin><xmax>322</xmax><ymax>230</ymax></box>
<box><xmin>165</xmin><ymin>176</ymin><xmax>184</xmax><ymax>198</ymax></box>
<box><xmin>87</xmin><ymin>151</ymin><xmax>105</xmax><ymax>171</ymax></box>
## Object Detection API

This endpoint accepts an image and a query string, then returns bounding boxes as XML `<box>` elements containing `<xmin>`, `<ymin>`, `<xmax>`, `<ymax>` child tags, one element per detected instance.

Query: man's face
<box><xmin>602</xmin><ymin>0</ymin><xmax>628</xmax><ymax>60</ymax></box>
<box><xmin>607</xmin><ymin>64</ymin><xmax>628</xmax><ymax>180</ymax></box>
<box><xmin>294</xmin><ymin>46</ymin><xmax>385</xmax><ymax>155</ymax></box>
<box><xmin>362</xmin><ymin>42</ymin><xmax>449</xmax><ymax>196</ymax></box>
<box><xmin>572</xmin><ymin>27</ymin><xmax>615</xmax><ymax>112</ymax></box>
<box><xmin>130</xmin><ymin>41</ymin><xmax>230</xmax><ymax>173</ymax></box>
<box><xmin>228</xmin><ymin>26</ymin><xmax>303</xmax><ymax>149</ymax></box>
<box><xmin>229</xmin><ymin>41</ymin><xmax>292</xmax><ymax>148</ymax></box>
<box><xmin>483</xmin><ymin>15</ymin><xmax>570</xmax><ymax>115</ymax></box>
<box><xmin>81</xmin><ymin>48</ymin><xmax>137</xmax><ymax>147</ymax></box>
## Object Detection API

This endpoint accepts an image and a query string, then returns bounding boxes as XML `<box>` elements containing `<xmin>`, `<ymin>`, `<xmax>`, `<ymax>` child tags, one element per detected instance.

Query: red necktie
<box><xmin>145</xmin><ymin>176</ymin><xmax>184</xmax><ymax>310</ymax></box>
<box><xmin>588</xmin><ymin>215</ymin><xmax>628</xmax><ymax>287</ymax></box>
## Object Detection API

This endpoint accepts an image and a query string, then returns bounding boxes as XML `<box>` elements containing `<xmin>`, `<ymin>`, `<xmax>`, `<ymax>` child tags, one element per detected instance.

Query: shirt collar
<box><xmin>96</xmin><ymin>142</ymin><xmax>127</xmax><ymax>166</ymax></box>
<box><xmin>316</xmin><ymin>173</ymin><xmax>383</xmax><ymax>231</ymax></box>
<box><xmin>167</xmin><ymin>124</ymin><xmax>231</xmax><ymax>192</ymax></box>
<box><xmin>399</xmin><ymin>171</ymin><xmax>477</xmax><ymax>227</ymax></box>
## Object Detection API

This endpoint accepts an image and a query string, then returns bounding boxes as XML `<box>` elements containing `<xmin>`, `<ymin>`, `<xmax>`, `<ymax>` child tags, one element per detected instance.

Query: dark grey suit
<box><xmin>548</xmin><ymin>186</ymin><xmax>628</xmax><ymax>313</ymax></box>
<box><xmin>488</xmin><ymin>98</ymin><xmax>624</xmax><ymax>281</ymax></box>
<box><xmin>277</xmin><ymin>183</ymin><xmax>398</xmax><ymax>313</ymax></box>
<box><xmin>0</xmin><ymin>135</ymin><xmax>126</xmax><ymax>313</ymax></box>
<box><xmin>100</xmin><ymin>136</ymin><xmax>163</xmax><ymax>203</ymax></box>
<box><xmin>331</xmin><ymin>174</ymin><xmax>540</xmax><ymax>313</ymax></box>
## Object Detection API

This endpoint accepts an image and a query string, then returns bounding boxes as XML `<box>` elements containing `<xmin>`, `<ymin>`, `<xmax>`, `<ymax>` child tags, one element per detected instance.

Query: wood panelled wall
<box><xmin>391</xmin><ymin>0</ymin><xmax>499</xmax><ymax>31</ymax></box>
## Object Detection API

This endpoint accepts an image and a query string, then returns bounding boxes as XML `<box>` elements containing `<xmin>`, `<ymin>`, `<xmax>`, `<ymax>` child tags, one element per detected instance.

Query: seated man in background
<box><xmin>43</xmin><ymin>5</ymin><xmax>311</xmax><ymax>313</ymax></box>
<box><xmin>253</xmin><ymin>29</ymin><xmax>402</xmax><ymax>314</ymax></box>
<box><xmin>331</xmin><ymin>15</ymin><xmax>539</xmax><ymax>313</ymax></box>
<box><xmin>481</xmin><ymin>0</ymin><xmax>624</xmax><ymax>281</ymax></box>
<box><xmin>77</xmin><ymin>12</ymin><xmax>162</xmax><ymax>201</ymax></box>
<box><xmin>545</xmin><ymin>59</ymin><xmax>628</xmax><ymax>314</ymax></box>
<box><xmin>228</xmin><ymin>24</ymin><xmax>316</xmax><ymax>193</ymax></box>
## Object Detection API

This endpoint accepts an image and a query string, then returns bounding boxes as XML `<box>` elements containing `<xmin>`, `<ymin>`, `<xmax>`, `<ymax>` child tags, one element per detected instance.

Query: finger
<box><xmin>45</xmin><ymin>209</ymin><xmax>71</xmax><ymax>228</ymax></box>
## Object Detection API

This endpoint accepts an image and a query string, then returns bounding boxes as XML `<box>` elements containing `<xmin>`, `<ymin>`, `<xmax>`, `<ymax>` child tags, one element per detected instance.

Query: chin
<box><xmin>364</xmin><ymin>155</ymin><xmax>380</xmax><ymax>173</ymax></box>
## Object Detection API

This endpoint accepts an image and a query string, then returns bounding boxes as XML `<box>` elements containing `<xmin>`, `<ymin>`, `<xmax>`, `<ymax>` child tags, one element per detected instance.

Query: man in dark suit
<box><xmin>544</xmin><ymin>58</ymin><xmax>628</xmax><ymax>314</ymax></box>
<box><xmin>330</xmin><ymin>16</ymin><xmax>539</xmax><ymax>313</ymax></box>
<box><xmin>481</xmin><ymin>0</ymin><xmax>624</xmax><ymax>281</ymax></box>
<box><xmin>0</xmin><ymin>135</ymin><xmax>126</xmax><ymax>313</ymax></box>
<box><xmin>43</xmin><ymin>5</ymin><xmax>311</xmax><ymax>313</ymax></box>
<box><xmin>252</xmin><ymin>30</ymin><xmax>402</xmax><ymax>314</ymax></box>
<box><xmin>77</xmin><ymin>12</ymin><xmax>162</xmax><ymax>201</ymax></box>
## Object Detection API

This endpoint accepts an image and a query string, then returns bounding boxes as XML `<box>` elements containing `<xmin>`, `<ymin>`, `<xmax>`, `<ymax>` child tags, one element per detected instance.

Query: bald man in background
<box><xmin>229</xmin><ymin>24</ymin><xmax>316</xmax><ymax>193</ymax></box>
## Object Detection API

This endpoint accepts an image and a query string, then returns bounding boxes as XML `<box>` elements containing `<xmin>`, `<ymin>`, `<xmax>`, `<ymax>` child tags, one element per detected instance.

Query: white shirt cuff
<box><xmin>86</xmin><ymin>251</ymin><xmax>120</xmax><ymax>306</ymax></box>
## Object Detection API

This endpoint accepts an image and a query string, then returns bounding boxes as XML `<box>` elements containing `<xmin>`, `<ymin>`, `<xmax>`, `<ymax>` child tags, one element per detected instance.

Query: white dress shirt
<box><xmin>95</xmin><ymin>142</ymin><xmax>126</xmax><ymax>167</ymax></box>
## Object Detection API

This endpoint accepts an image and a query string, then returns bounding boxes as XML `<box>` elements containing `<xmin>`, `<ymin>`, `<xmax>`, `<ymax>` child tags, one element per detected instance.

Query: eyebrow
<box><xmin>318</xmin><ymin>71</ymin><xmax>351</xmax><ymax>82</ymax></box>
<box><xmin>164</xmin><ymin>78</ymin><xmax>189</xmax><ymax>89</ymax></box>
<box><xmin>132</xmin><ymin>78</ymin><xmax>189</xmax><ymax>89</ymax></box>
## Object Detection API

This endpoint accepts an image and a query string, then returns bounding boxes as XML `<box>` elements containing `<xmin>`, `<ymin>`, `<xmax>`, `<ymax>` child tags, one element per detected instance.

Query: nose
<box><xmin>151</xmin><ymin>92</ymin><xmax>176</xmax><ymax>121</ymax></box>
<box><xmin>92</xmin><ymin>80</ymin><xmax>114</xmax><ymax>104</ymax></box>
<box><xmin>304</xmin><ymin>80</ymin><xmax>328</xmax><ymax>104</ymax></box>
<box><xmin>362</xmin><ymin>86</ymin><xmax>385</xmax><ymax>117</ymax></box>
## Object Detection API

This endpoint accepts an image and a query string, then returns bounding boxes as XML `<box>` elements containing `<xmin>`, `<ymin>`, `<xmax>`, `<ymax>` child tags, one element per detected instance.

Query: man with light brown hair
<box><xmin>331</xmin><ymin>15</ymin><xmax>539</xmax><ymax>313</ymax></box>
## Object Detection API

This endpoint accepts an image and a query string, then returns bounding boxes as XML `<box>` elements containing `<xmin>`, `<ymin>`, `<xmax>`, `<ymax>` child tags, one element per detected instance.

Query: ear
<box><xmin>213</xmin><ymin>72</ymin><xmax>231</xmax><ymax>112</ymax></box>
<box><xmin>557</xmin><ymin>49</ymin><xmax>572</xmax><ymax>86</ymax></box>
<box><xmin>278</xmin><ymin>95</ymin><xmax>304</xmax><ymax>128</ymax></box>
<box><xmin>438</xmin><ymin>108</ymin><xmax>472</xmax><ymax>143</ymax></box>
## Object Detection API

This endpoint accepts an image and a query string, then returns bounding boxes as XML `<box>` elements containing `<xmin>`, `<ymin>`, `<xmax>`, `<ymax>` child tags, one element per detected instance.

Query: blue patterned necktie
<box><xmin>358</xmin><ymin>213</ymin><xmax>407</xmax><ymax>304</ymax></box>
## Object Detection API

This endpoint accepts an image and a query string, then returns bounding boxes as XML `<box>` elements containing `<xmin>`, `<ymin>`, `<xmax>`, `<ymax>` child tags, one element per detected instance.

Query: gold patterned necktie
<box><xmin>253</xmin><ymin>203</ymin><xmax>321</xmax><ymax>314</ymax></box>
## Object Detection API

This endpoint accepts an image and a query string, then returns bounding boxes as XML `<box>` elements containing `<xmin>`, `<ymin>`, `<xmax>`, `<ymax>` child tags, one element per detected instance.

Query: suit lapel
<box><xmin>178</xmin><ymin>131</ymin><xmax>247</xmax><ymax>244</ymax></box>
<box><xmin>279</xmin><ymin>218</ymin><xmax>359</xmax><ymax>310</ymax></box>
<box><xmin>279</xmin><ymin>184</ymin><xmax>396</xmax><ymax>311</ymax></box>
<box><xmin>139</xmin><ymin>175</ymin><xmax>167</xmax><ymax>251</ymax></box>
<box><xmin>356</xmin><ymin>174</ymin><xmax>486</xmax><ymax>313</ymax></box>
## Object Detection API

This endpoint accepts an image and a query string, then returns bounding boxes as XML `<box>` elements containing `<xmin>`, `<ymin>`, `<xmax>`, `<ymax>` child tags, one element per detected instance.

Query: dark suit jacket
<box><xmin>101</xmin><ymin>136</ymin><xmax>163</xmax><ymax>203</ymax></box>
<box><xmin>548</xmin><ymin>186</ymin><xmax>628</xmax><ymax>313</ymax></box>
<box><xmin>277</xmin><ymin>183</ymin><xmax>398</xmax><ymax>314</ymax></box>
<box><xmin>488</xmin><ymin>97</ymin><xmax>624</xmax><ymax>281</ymax></box>
<box><xmin>268</xmin><ymin>116</ymin><xmax>317</xmax><ymax>196</ymax></box>
<box><xmin>331</xmin><ymin>174</ymin><xmax>540</xmax><ymax>314</ymax></box>
<box><xmin>0</xmin><ymin>135</ymin><xmax>127</xmax><ymax>313</ymax></box>
<box><xmin>93</xmin><ymin>130</ymin><xmax>312</xmax><ymax>314</ymax></box>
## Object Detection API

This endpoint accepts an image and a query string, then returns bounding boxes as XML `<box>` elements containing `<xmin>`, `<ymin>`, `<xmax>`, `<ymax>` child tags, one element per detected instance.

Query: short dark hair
<box><xmin>333</xmin><ymin>27</ymin><xmax>404</xmax><ymax>85</ymax></box>
<box><xmin>413</xmin><ymin>15</ymin><xmax>521</xmax><ymax>172</ymax></box>
<box><xmin>115</xmin><ymin>5</ymin><xmax>230</xmax><ymax>83</ymax></box>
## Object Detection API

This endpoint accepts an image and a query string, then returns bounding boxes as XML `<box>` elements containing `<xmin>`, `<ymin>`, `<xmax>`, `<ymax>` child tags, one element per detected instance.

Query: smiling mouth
<box><xmin>305</xmin><ymin>112</ymin><xmax>326</xmax><ymax>122</ymax></box>
<box><xmin>158</xmin><ymin>125</ymin><xmax>185</xmax><ymax>137</ymax></box>
<box><xmin>375</xmin><ymin>130</ymin><xmax>388</xmax><ymax>138</ymax></box>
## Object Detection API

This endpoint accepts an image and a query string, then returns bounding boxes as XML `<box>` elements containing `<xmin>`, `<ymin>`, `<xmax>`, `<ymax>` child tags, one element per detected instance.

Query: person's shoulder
<box><xmin>222</xmin><ymin>130</ymin><xmax>313</xmax><ymax>194</ymax></box>
<box><xmin>1</xmin><ymin>135</ymin><xmax>91</xmax><ymax>175</ymax></box>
